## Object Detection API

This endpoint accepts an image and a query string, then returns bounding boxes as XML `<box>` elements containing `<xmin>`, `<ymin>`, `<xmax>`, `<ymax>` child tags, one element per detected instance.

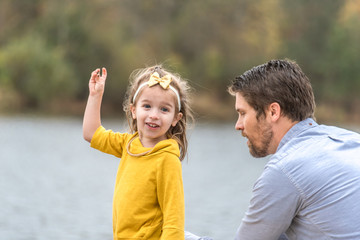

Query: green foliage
<box><xmin>0</xmin><ymin>34</ymin><xmax>77</xmax><ymax>108</ymax></box>
<box><xmin>320</xmin><ymin>4</ymin><xmax>360</xmax><ymax>113</ymax></box>
<box><xmin>0</xmin><ymin>0</ymin><xmax>359</xmax><ymax>121</ymax></box>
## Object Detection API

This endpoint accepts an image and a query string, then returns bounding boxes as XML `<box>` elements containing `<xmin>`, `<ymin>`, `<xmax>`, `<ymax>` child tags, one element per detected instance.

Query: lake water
<box><xmin>0</xmin><ymin>116</ymin><xmax>270</xmax><ymax>240</ymax></box>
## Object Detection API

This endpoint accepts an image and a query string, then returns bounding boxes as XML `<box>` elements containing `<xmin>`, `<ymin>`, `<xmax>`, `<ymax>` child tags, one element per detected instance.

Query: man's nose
<box><xmin>235</xmin><ymin>118</ymin><xmax>243</xmax><ymax>131</ymax></box>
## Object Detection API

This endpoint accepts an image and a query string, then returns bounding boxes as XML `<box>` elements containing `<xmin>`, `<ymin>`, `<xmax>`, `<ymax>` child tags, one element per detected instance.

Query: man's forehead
<box><xmin>235</xmin><ymin>92</ymin><xmax>250</xmax><ymax>108</ymax></box>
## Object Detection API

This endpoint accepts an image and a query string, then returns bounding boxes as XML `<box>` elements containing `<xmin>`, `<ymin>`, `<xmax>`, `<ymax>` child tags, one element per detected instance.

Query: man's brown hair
<box><xmin>228</xmin><ymin>59</ymin><xmax>316</xmax><ymax>121</ymax></box>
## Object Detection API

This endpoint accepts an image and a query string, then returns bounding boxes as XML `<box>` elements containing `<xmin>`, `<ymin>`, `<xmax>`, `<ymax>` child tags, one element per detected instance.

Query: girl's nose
<box><xmin>149</xmin><ymin>109</ymin><xmax>159</xmax><ymax>119</ymax></box>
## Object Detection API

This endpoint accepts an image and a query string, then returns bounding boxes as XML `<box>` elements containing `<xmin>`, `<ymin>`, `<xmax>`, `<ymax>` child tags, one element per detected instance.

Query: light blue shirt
<box><xmin>235</xmin><ymin>118</ymin><xmax>360</xmax><ymax>240</ymax></box>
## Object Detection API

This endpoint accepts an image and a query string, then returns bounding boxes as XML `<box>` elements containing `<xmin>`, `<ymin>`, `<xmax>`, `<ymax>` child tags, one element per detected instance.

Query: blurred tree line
<box><xmin>0</xmin><ymin>0</ymin><xmax>359</xmax><ymax>123</ymax></box>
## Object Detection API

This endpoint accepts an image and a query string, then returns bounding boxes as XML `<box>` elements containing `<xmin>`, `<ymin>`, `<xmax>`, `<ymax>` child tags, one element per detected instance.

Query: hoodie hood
<box><xmin>127</xmin><ymin>134</ymin><xmax>180</xmax><ymax>158</ymax></box>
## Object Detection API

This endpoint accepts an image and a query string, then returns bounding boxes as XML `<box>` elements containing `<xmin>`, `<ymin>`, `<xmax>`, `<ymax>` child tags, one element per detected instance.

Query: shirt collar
<box><xmin>277</xmin><ymin>118</ymin><xmax>318</xmax><ymax>152</ymax></box>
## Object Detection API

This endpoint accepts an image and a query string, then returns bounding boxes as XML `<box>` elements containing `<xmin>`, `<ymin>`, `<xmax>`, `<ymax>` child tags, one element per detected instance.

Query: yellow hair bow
<box><xmin>132</xmin><ymin>72</ymin><xmax>181</xmax><ymax>110</ymax></box>
<box><xmin>147</xmin><ymin>72</ymin><xmax>172</xmax><ymax>89</ymax></box>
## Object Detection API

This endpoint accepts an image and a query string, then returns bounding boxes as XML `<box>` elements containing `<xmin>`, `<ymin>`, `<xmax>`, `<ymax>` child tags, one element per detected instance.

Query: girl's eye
<box><xmin>161</xmin><ymin>107</ymin><xmax>169</xmax><ymax>112</ymax></box>
<box><xmin>143</xmin><ymin>104</ymin><xmax>151</xmax><ymax>109</ymax></box>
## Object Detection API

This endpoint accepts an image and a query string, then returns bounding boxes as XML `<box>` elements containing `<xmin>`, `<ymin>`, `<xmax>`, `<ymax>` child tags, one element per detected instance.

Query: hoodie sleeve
<box><xmin>157</xmin><ymin>154</ymin><xmax>185</xmax><ymax>240</ymax></box>
<box><xmin>90</xmin><ymin>126</ymin><xmax>128</xmax><ymax>158</ymax></box>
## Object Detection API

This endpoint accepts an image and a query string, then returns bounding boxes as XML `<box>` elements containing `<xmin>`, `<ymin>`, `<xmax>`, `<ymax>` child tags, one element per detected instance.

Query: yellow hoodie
<box><xmin>91</xmin><ymin>126</ymin><xmax>184</xmax><ymax>240</ymax></box>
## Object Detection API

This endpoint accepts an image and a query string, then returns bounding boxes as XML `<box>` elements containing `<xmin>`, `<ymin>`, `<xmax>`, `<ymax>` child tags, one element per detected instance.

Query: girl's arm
<box><xmin>83</xmin><ymin>67</ymin><xmax>107</xmax><ymax>143</ymax></box>
<box><xmin>157</xmin><ymin>156</ymin><xmax>185</xmax><ymax>240</ymax></box>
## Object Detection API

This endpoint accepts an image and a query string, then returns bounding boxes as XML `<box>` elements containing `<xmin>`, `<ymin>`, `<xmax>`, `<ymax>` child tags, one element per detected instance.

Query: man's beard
<box><xmin>247</xmin><ymin>122</ymin><xmax>273</xmax><ymax>158</ymax></box>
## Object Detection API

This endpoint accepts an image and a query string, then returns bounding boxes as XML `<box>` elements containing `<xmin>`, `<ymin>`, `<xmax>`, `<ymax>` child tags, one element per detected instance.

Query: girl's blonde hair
<box><xmin>123</xmin><ymin>65</ymin><xmax>193</xmax><ymax>161</ymax></box>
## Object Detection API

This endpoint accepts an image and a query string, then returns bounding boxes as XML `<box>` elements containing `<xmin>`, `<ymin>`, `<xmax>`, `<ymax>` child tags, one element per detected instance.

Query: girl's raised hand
<box><xmin>89</xmin><ymin>67</ymin><xmax>107</xmax><ymax>96</ymax></box>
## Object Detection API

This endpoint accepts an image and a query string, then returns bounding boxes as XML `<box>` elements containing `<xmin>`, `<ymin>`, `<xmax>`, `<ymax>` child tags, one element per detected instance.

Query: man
<box><xmin>228</xmin><ymin>59</ymin><xmax>360</xmax><ymax>239</ymax></box>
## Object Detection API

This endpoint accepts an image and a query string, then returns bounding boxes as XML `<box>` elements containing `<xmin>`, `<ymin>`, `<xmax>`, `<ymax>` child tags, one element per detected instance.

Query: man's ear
<box><xmin>172</xmin><ymin>112</ymin><xmax>183</xmax><ymax>127</ymax></box>
<box><xmin>130</xmin><ymin>104</ymin><xmax>136</xmax><ymax>119</ymax></box>
<box><xmin>267</xmin><ymin>102</ymin><xmax>281</xmax><ymax>122</ymax></box>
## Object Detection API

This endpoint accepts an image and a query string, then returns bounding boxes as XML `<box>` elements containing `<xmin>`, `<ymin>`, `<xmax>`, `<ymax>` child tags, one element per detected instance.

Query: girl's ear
<box><xmin>130</xmin><ymin>104</ymin><xmax>136</xmax><ymax>119</ymax></box>
<box><xmin>172</xmin><ymin>112</ymin><xmax>183</xmax><ymax>127</ymax></box>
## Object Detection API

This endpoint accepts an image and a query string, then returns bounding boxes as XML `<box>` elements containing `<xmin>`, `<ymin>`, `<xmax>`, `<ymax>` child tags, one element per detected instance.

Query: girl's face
<box><xmin>131</xmin><ymin>85</ymin><xmax>182</xmax><ymax>148</ymax></box>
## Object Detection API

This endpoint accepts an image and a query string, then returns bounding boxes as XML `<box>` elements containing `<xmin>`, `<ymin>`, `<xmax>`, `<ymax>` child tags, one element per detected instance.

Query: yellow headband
<box><xmin>133</xmin><ymin>72</ymin><xmax>181</xmax><ymax>110</ymax></box>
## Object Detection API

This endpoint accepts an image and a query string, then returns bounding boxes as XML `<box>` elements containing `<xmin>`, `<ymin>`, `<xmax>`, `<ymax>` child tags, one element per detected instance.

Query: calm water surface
<box><xmin>0</xmin><ymin>116</ymin><xmax>269</xmax><ymax>240</ymax></box>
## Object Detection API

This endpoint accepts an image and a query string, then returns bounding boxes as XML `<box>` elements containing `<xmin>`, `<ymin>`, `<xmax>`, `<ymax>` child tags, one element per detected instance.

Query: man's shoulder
<box><xmin>279</xmin><ymin>123</ymin><xmax>359</xmax><ymax>152</ymax></box>
<box><xmin>318</xmin><ymin>124</ymin><xmax>360</xmax><ymax>141</ymax></box>
<box><xmin>270</xmin><ymin>123</ymin><xmax>360</xmax><ymax>173</ymax></box>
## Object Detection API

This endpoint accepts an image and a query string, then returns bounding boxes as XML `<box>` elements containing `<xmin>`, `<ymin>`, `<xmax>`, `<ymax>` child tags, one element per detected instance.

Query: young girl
<box><xmin>83</xmin><ymin>65</ymin><xmax>192</xmax><ymax>240</ymax></box>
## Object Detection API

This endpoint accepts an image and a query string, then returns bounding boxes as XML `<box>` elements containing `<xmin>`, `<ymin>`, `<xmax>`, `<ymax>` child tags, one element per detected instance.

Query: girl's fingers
<box><xmin>91</xmin><ymin>69</ymin><xmax>98</xmax><ymax>77</ymax></box>
<box><xmin>90</xmin><ymin>68</ymin><xmax>106</xmax><ymax>83</ymax></box>
<box><xmin>101</xmin><ymin>67</ymin><xmax>107</xmax><ymax>79</ymax></box>
<box><xmin>90</xmin><ymin>69</ymin><xmax>101</xmax><ymax>81</ymax></box>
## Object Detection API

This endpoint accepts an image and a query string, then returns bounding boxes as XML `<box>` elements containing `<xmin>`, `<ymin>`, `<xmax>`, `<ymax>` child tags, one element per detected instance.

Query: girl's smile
<box><xmin>146</xmin><ymin>122</ymin><xmax>160</xmax><ymax>129</ymax></box>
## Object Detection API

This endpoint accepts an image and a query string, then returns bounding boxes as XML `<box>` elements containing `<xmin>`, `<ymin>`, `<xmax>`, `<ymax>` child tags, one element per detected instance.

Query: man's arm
<box><xmin>235</xmin><ymin>165</ymin><xmax>300</xmax><ymax>240</ymax></box>
<box><xmin>83</xmin><ymin>67</ymin><xmax>107</xmax><ymax>142</ymax></box>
